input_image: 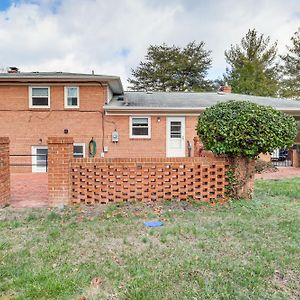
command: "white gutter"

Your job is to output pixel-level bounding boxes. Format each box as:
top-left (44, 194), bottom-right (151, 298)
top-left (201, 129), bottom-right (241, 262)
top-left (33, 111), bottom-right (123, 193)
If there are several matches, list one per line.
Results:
top-left (104, 106), bottom-right (300, 115)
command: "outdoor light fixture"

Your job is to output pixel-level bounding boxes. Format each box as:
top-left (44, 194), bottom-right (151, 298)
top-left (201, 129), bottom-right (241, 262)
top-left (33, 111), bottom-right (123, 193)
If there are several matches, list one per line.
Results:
top-left (64, 129), bottom-right (69, 134)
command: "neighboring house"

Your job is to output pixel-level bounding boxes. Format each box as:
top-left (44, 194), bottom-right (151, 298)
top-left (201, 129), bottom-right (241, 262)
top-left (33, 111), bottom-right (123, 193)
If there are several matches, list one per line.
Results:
top-left (0, 70), bottom-right (300, 173)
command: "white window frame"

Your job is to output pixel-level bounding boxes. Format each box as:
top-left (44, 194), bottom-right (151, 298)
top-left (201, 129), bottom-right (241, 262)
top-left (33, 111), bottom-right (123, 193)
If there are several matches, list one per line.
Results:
top-left (73, 143), bottom-right (85, 158)
top-left (129, 116), bottom-right (151, 139)
top-left (29, 86), bottom-right (50, 108)
top-left (31, 146), bottom-right (48, 173)
top-left (64, 86), bottom-right (80, 108)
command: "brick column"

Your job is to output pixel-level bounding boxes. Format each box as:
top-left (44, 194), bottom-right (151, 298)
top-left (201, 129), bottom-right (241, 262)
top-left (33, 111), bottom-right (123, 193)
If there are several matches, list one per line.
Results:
top-left (48, 137), bottom-right (74, 207)
top-left (292, 148), bottom-right (300, 167)
top-left (0, 137), bottom-right (10, 207)
top-left (193, 136), bottom-right (203, 157)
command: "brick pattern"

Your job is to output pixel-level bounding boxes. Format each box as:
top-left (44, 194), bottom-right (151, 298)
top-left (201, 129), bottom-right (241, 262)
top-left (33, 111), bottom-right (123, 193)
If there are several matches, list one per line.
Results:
top-left (0, 137), bottom-right (10, 206)
top-left (48, 137), bottom-right (74, 207)
top-left (70, 157), bottom-right (230, 204)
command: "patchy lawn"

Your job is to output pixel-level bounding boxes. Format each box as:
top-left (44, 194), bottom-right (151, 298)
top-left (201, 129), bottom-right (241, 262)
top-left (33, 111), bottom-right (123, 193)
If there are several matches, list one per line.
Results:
top-left (0, 178), bottom-right (300, 300)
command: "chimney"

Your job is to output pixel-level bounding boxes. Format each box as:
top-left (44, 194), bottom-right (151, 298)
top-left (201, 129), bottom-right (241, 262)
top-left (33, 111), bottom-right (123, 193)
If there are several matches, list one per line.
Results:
top-left (223, 83), bottom-right (232, 93)
top-left (8, 67), bottom-right (19, 73)
top-left (218, 82), bottom-right (232, 94)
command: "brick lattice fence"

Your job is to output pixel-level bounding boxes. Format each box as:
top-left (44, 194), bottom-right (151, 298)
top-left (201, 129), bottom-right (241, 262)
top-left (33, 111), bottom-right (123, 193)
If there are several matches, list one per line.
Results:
top-left (70, 157), bottom-right (230, 204)
top-left (47, 136), bottom-right (230, 206)
top-left (0, 137), bottom-right (10, 206)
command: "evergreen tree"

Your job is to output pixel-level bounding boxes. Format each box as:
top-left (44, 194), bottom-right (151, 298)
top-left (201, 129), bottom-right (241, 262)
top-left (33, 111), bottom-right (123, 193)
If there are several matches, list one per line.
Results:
top-left (280, 28), bottom-right (300, 99)
top-left (128, 42), bottom-right (212, 92)
top-left (224, 29), bottom-right (279, 96)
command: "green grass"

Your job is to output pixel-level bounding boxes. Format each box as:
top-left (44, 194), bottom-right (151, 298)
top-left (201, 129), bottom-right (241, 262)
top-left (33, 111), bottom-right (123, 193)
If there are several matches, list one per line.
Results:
top-left (0, 178), bottom-right (300, 299)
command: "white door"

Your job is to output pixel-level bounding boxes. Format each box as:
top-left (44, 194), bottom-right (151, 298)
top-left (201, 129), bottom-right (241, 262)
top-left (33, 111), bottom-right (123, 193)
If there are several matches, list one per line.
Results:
top-left (166, 117), bottom-right (185, 157)
top-left (32, 146), bottom-right (48, 173)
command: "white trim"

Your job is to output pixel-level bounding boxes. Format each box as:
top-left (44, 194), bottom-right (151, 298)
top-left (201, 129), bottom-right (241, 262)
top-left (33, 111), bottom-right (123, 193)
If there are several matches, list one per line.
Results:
top-left (166, 116), bottom-right (186, 157)
top-left (29, 86), bottom-right (50, 108)
top-left (31, 146), bottom-right (48, 173)
top-left (104, 106), bottom-right (300, 116)
top-left (64, 86), bottom-right (80, 108)
top-left (107, 112), bottom-right (202, 116)
top-left (105, 106), bottom-right (207, 111)
top-left (129, 116), bottom-right (151, 139)
top-left (106, 86), bottom-right (113, 104)
top-left (73, 143), bottom-right (85, 158)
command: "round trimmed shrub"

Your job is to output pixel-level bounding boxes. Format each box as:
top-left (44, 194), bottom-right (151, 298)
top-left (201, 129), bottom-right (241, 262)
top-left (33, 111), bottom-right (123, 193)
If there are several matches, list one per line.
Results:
top-left (196, 100), bottom-right (297, 158)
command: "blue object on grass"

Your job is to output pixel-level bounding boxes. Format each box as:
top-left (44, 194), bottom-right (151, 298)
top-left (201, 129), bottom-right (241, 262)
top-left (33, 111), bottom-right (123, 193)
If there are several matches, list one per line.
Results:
top-left (144, 221), bottom-right (164, 227)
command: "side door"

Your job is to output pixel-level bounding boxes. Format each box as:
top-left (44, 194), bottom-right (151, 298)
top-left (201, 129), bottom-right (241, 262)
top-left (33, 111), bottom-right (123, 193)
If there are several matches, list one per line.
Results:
top-left (166, 117), bottom-right (185, 157)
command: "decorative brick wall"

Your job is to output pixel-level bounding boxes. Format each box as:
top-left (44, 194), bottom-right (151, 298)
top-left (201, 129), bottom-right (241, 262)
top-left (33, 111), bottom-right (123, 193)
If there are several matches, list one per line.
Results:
top-left (70, 157), bottom-right (230, 204)
top-left (193, 136), bottom-right (257, 198)
top-left (0, 137), bottom-right (10, 206)
top-left (48, 137), bottom-right (74, 207)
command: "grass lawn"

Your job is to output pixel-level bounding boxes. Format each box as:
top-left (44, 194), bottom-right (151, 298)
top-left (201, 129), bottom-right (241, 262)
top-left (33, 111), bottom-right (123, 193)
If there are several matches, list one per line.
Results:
top-left (1, 178), bottom-right (300, 299)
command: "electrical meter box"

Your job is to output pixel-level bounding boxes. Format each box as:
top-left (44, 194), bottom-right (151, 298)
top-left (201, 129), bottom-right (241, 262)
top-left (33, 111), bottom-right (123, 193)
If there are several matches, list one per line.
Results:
top-left (112, 130), bottom-right (119, 142)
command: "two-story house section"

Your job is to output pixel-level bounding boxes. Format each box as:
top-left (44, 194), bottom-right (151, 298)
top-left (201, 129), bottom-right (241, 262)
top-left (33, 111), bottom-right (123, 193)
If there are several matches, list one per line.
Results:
top-left (0, 71), bottom-right (123, 172)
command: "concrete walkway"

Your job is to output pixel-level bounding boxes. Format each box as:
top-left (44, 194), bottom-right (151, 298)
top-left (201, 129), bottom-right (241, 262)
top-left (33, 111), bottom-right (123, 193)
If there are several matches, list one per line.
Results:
top-left (255, 167), bottom-right (300, 180)
top-left (10, 173), bottom-right (48, 208)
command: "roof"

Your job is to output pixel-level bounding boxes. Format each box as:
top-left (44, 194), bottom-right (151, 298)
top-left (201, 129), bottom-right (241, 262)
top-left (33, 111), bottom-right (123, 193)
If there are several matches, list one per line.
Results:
top-left (104, 91), bottom-right (300, 117)
top-left (0, 72), bottom-right (123, 94)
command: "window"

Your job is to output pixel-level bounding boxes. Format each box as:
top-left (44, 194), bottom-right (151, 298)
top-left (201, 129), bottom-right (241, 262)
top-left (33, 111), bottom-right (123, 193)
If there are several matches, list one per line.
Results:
top-left (73, 143), bottom-right (85, 158)
top-left (29, 87), bottom-right (50, 108)
top-left (32, 146), bottom-right (48, 173)
top-left (170, 121), bottom-right (182, 138)
top-left (65, 87), bottom-right (79, 108)
top-left (130, 116), bottom-right (151, 138)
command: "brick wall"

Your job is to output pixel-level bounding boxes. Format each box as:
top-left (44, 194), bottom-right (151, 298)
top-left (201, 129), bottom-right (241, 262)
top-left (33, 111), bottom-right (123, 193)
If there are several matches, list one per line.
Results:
top-left (193, 136), bottom-right (256, 198)
top-left (0, 137), bottom-right (10, 206)
top-left (70, 156), bottom-right (230, 204)
top-left (0, 84), bottom-right (106, 172)
top-left (103, 115), bottom-right (199, 158)
top-left (48, 137), bottom-right (74, 207)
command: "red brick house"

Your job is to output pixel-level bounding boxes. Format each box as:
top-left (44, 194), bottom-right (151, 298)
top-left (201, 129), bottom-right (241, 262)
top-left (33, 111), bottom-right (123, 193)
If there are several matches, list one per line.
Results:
top-left (0, 70), bottom-right (300, 173)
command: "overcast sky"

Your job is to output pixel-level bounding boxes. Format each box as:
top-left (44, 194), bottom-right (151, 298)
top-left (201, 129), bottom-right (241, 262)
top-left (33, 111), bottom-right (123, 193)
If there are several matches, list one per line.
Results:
top-left (0, 0), bottom-right (299, 88)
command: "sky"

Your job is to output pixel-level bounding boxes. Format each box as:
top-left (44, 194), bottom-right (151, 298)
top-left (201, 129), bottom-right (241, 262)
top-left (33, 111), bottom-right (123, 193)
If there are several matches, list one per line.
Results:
top-left (0, 0), bottom-right (299, 88)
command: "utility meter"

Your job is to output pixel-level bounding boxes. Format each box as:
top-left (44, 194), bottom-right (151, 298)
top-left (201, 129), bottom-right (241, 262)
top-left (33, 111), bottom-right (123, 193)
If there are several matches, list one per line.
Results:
top-left (112, 130), bottom-right (119, 143)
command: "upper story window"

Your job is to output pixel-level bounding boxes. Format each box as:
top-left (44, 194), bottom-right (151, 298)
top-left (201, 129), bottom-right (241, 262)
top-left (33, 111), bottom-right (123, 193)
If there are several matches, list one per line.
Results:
top-left (29, 87), bottom-right (50, 108)
top-left (65, 86), bottom-right (79, 108)
top-left (130, 116), bottom-right (151, 139)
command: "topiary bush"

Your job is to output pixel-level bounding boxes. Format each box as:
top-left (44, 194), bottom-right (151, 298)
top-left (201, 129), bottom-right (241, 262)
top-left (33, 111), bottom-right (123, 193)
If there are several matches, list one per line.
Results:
top-left (197, 100), bottom-right (297, 199)
top-left (197, 100), bottom-right (297, 158)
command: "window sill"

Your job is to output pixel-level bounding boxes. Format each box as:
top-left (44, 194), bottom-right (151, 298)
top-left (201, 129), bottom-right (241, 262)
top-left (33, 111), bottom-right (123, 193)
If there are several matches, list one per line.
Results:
top-left (129, 137), bottom-right (151, 140)
top-left (64, 107), bottom-right (80, 110)
top-left (29, 107), bottom-right (51, 111)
